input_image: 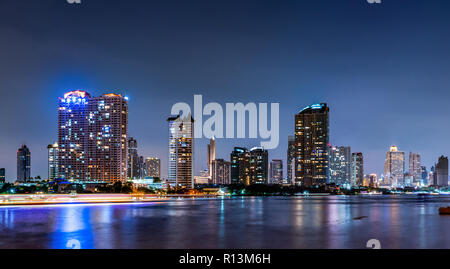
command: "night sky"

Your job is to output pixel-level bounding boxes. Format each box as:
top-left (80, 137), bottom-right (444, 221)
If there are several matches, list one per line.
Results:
top-left (1, 0), bottom-right (450, 181)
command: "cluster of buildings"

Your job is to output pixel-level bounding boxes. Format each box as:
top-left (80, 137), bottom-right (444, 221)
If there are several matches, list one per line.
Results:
top-left (1, 93), bottom-right (448, 190)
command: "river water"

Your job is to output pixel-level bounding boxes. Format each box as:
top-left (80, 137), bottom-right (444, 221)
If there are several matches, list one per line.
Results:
top-left (0, 195), bottom-right (449, 249)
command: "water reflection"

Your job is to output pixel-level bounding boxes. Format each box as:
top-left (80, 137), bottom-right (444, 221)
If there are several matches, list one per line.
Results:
top-left (0, 196), bottom-right (449, 249)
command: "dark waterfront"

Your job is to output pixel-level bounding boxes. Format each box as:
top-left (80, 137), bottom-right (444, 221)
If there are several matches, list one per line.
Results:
top-left (0, 196), bottom-right (449, 249)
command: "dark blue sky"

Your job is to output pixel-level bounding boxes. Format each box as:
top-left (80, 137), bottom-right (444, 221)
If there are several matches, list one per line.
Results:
top-left (1, 0), bottom-right (450, 181)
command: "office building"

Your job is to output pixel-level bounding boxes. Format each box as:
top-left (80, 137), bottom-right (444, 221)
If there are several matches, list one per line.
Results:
top-left (435, 156), bottom-right (448, 187)
top-left (287, 136), bottom-right (295, 185)
top-left (207, 137), bottom-right (216, 178)
top-left (127, 137), bottom-right (139, 179)
top-left (351, 152), bottom-right (363, 186)
top-left (329, 146), bottom-right (351, 186)
top-left (230, 147), bottom-right (249, 184)
top-left (294, 103), bottom-right (329, 186)
top-left (409, 152), bottom-right (421, 181)
top-left (145, 157), bottom-right (161, 178)
top-left (47, 142), bottom-right (59, 180)
top-left (384, 146), bottom-right (405, 187)
top-left (270, 159), bottom-right (283, 184)
top-left (17, 144), bottom-right (31, 182)
top-left (212, 159), bottom-right (231, 185)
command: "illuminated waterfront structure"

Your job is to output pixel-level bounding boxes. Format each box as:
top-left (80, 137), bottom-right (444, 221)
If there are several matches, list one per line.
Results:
top-left (384, 146), bottom-right (405, 187)
top-left (47, 143), bottom-right (59, 180)
top-left (212, 159), bottom-right (231, 185)
top-left (230, 147), bottom-right (249, 184)
top-left (270, 159), bottom-right (283, 184)
top-left (145, 157), bottom-right (161, 178)
top-left (17, 144), bottom-right (31, 182)
top-left (58, 91), bottom-right (128, 183)
top-left (0, 168), bottom-right (5, 183)
top-left (435, 156), bottom-right (448, 187)
top-left (351, 152), bottom-right (363, 186)
top-left (207, 137), bottom-right (216, 178)
top-left (329, 146), bottom-right (351, 186)
top-left (248, 147), bottom-right (269, 184)
top-left (168, 114), bottom-right (194, 188)
top-left (409, 152), bottom-right (421, 182)
top-left (287, 136), bottom-right (295, 185)
top-left (294, 103), bottom-right (329, 186)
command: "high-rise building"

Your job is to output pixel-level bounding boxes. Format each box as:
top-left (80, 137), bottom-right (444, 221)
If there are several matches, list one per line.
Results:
top-left (409, 152), bottom-right (421, 181)
top-left (0, 168), bottom-right (5, 183)
top-left (47, 143), bottom-right (59, 180)
top-left (168, 114), bottom-right (194, 188)
top-left (145, 157), bottom-right (161, 178)
top-left (294, 103), bottom-right (329, 186)
top-left (58, 91), bottom-right (128, 183)
top-left (329, 146), bottom-right (351, 186)
top-left (421, 166), bottom-right (428, 186)
top-left (270, 159), bottom-right (283, 184)
top-left (212, 159), bottom-right (231, 185)
top-left (230, 147), bottom-right (249, 184)
top-left (351, 152), bottom-right (363, 186)
top-left (138, 156), bottom-right (145, 178)
top-left (17, 144), bottom-right (31, 182)
top-left (435, 156), bottom-right (448, 187)
top-left (248, 147), bottom-right (269, 184)
top-left (287, 136), bottom-right (296, 185)
top-left (207, 137), bottom-right (216, 178)
top-left (368, 174), bottom-right (378, 188)
top-left (384, 146), bottom-right (405, 187)
top-left (127, 137), bottom-right (139, 179)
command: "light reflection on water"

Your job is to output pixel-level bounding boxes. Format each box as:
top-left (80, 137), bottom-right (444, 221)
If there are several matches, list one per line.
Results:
top-left (0, 196), bottom-right (449, 249)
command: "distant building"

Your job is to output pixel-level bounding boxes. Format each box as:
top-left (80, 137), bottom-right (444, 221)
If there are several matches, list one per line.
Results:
top-left (248, 147), bottom-right (269, 184)
top-left (351, 152), bottom-right (363, 186)
top-left (145, 157), bottom-right (161, 178)
top-left (384, 146), bottom-right (405, 187)
top-left (17, 144), bottom-right (31, 182)
top-left (409, 152), bottom-right (421, 182)
top-left (270, 159), bottom-right (283, 184)
top-left (58, 91), bottom-right (128, 182)
top-left (368, 174), bottom-right (378, 188)
top-left (168, 114), bottom-right (194, 188)
top-left (212, 159), bottom-right (231, 185)
top-left (0, 168), bottom-right (5, 183)
top-left (329, 146), bottom-right (351, 186)
top-left (287, 136), bottom-right (296, 185)
top-left (127, 138), bottom-right (139, 179)
top-left (207, 137), bottom-right (216, 178)
top-left (294, 103), bottom-right (329, 186)
top-left (230, 147), bottom-right (249, 184)
top-left (421, 166), bottom-right (428, 186)
top-left (47, 143), bottom-right (59, 180)
top-left (435, 156), bottom-right (448, 187)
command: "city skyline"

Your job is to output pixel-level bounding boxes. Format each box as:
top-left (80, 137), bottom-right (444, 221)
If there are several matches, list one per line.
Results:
top-left (2, 0), bottom-right (450, 180)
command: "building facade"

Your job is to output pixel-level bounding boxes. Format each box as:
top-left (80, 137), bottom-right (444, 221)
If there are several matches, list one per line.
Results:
top-left (47, 143), bottom-right (59, 180)
top-left (230, 147), bottom-right (249, 184)
top-left (127, 137), bottom-right (139, 179)
top-left (168, 114), bottom-right (194, 188)
top-left (408, 152), bottom-right (421, 181)
top-left (270, 159), bottom-right (283, 184)
top-left (212, 159), bottom-right (231, 185)
top-left (351, 152), bottom-right (363, 186)
top-left (287, 136), bottom-right (296, 185)
top-left (384, 146), bottom-right (405, 187)
top-left (294, 103), bottom-right (329, 186)
top-left (145, 157), bottom-right (161, 178)
top-left (207, 137), bottom-right (216, 178)
top-left (58, 91), bottom-right (128, 183)
top-left (0, 168), bottom-right (5, 183)
top-left (329, 146), bottom-right (351, 186)
top-left (435, 156), bottom-right (448, 187)
top-left (17, 144), bottom-right (31, 182)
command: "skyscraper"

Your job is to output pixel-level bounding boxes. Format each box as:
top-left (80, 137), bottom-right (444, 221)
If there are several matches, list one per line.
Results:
top-left (17, 144), bottom-right (31, 182)
top-left (435, 156), bottom-right (448, 187)
top-left (58, 91), bottom-right (128, 182)
top-left (248, 147), bottom-right (269, 184)
top-left (145, 157), bottom-right (161, 178)
top-left (287, 136), bottom-right (296, 185)
top-left (0, 168), bottom-right (5, 183)
top-left (230, 147), bottom-right (249, 184)
top-left (351, 152), bottom-right (363, 186)
top-left (127, 137), bottom-right (139, 179)
top-left (294, 103), bottom-right (329, 186)
top-left (212, 159), bottom-right (231, 185)
top-left (168, 114), bottom-right (194, 188)
top-left (270, 159), bottom-right (283, 184)
top-left (329, 146), bottom-right (351, 186)
top-left (409, 152), bottom-right (421, 181)
top-left (47, 143), bottom-right (59, 180)
top-left (207, 137), bottom-right (216, 177)
top-left (384, 146), bottom-right (405, 187)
